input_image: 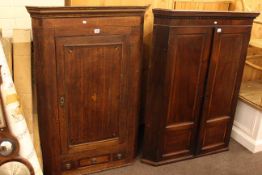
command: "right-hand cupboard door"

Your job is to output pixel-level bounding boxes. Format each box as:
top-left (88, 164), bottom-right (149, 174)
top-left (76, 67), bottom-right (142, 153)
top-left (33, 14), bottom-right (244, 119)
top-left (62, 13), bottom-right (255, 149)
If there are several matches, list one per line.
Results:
top-left (197, 26), bottom-right (251, 154)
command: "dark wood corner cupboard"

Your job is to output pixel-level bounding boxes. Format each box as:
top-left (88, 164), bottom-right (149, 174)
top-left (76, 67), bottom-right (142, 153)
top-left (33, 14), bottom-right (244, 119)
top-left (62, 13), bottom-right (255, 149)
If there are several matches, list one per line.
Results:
top-left (27, 6), bottom-right (146, 175)
top-left (142, 9), bottom-right (259, 165)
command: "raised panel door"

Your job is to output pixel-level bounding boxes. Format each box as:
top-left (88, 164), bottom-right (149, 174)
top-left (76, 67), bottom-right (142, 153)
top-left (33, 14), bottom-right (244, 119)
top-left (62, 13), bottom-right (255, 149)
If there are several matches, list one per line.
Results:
top-left (55, 34), bottom-right (130, 163)
top-left (160, 27), bottom-right (213, 159)
top-left (197, 26), bottom-right (251, 154)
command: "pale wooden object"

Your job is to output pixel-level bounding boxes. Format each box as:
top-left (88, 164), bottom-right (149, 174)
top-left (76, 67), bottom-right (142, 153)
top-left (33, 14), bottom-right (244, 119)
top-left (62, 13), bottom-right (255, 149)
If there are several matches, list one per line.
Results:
top-left (173, 0), bottom-right (232, 11)
top-left (0, 29), bottom-right (13, 75)
top-left (235, 0), bottom-right (262, 39)
top-left (12, 29), bottom-right (33, 135)
top-left (242, 56), bottom-right (262, 81)
top-left (251, 22), bottom-right (262, 39)
top-left (13, 29), bottom-right (43, 168)
top-left (250, 39), bottom-right (262, 48)
top-left (234, 0), bottom-right (262, 110)
top-left (239, 81), bottom-right (262, 110)
top-left (0, 38), bottom-right (12, 75)
top-left (247, 46), bottom-right (262, 57)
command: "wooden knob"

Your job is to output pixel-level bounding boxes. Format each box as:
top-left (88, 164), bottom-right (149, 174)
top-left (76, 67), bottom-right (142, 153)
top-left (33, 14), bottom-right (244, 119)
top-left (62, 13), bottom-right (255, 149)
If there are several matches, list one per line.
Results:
top-left (65, 163), bottom-right (71, 170)
top-left (91, 158), bottom-right (97, 164)
top-left (117, 153), bottom-right (122, 160)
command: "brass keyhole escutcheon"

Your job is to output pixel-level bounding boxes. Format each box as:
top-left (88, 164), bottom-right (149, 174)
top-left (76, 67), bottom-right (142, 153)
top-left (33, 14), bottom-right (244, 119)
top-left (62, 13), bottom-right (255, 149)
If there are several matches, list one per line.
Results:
top-left (59, 96), bottom-right (65, 107)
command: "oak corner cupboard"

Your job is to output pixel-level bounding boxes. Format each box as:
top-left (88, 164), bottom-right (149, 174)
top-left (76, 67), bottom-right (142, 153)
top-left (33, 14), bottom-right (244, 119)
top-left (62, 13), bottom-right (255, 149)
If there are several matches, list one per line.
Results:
top-left (142, 9), bottom-right (259, 165)
top-left (26, 6), bottom-right (146, 175)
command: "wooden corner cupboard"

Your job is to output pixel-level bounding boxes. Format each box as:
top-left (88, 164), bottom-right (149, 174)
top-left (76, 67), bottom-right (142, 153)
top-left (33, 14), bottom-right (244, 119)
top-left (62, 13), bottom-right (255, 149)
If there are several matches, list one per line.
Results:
top-left (142, 9), bottom-right (259, 165)
top-left (26, 6), bottom-right (146, 175)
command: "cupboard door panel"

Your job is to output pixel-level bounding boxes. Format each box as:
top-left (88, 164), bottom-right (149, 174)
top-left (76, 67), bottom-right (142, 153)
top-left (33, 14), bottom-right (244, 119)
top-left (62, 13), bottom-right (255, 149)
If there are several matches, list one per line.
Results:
top-left (66, 44), bottom-right (121, 145)
top-left (163, 122), bottom-right (194, 157)
top-left (56, 35), bottom-right (129, 155)
top-left (160, 27), bottom-right (213, 159)
top-left (198, 26), bottom-right (251, 153)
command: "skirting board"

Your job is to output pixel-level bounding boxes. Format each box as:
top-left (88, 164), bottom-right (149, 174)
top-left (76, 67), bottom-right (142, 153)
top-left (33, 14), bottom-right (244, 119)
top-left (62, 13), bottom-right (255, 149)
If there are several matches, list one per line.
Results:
top-left (231, 126), bottom-right (262, 153)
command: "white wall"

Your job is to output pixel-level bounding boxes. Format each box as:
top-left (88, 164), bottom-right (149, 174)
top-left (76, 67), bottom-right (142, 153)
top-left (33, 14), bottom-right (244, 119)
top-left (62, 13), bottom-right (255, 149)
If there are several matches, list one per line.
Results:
top-left (0, 0), bottom-right (64, 37)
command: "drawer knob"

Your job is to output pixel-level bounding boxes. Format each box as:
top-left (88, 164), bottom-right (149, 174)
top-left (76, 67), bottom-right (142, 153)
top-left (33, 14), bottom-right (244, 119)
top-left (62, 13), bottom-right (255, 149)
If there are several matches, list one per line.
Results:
top-left (217, 28), bottom-right (222, 33)
top-left (82, 20), bottom-right (87, 24)
top-left (214, 21), bottom-right (218, 24)
top-left (117, 153), bottom-right (122, 160)
top-left (91, 158), bottom-right (97, 164)
top-left (65, 163), bottom-right (71, 170)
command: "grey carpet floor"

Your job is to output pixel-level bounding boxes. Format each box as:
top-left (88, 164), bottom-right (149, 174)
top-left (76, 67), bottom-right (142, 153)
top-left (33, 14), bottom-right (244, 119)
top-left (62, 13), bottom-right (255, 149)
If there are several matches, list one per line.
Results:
top-left (94, 139), bottom-right (262, 175)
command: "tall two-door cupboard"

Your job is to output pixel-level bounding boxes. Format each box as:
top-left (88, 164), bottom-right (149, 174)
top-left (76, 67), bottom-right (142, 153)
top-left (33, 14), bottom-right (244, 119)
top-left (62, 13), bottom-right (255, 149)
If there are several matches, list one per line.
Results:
top-left (27, 6), bottom-right (146, 175)
top-left (142, 9), bottom-right (259, 165)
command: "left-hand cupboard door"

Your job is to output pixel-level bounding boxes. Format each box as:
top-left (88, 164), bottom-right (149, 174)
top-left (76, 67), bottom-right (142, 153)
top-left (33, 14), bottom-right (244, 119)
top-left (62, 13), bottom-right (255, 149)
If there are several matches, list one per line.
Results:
top-left (142, 26), bottom-right (213, 164)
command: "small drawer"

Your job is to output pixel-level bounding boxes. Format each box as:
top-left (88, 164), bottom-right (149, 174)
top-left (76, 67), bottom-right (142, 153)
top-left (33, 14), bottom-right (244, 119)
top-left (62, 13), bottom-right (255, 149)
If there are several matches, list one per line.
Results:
top-left (79, 154), bottom-right (110, 167)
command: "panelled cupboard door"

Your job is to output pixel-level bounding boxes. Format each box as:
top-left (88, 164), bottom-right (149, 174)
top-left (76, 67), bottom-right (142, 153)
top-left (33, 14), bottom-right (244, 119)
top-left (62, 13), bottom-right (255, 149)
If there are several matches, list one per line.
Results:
top-left (56, 33), bottom-right (131, 161)
top-left (197, 26), bottom-right (251, 154)
top-left (153, 27), bottom-right (212, 161)
top-left (161, 27), bottom-right (212, 159)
